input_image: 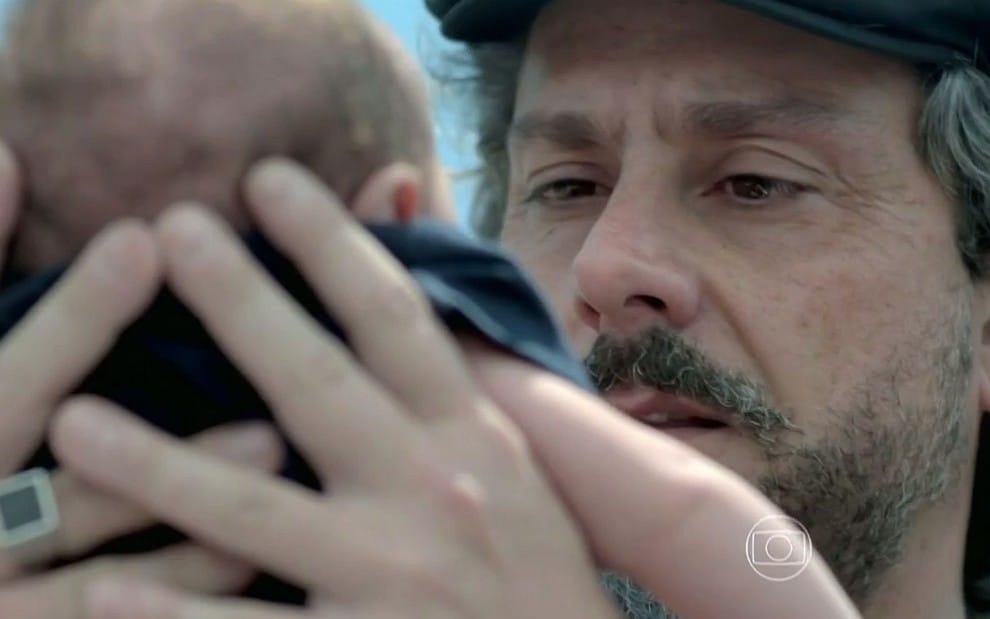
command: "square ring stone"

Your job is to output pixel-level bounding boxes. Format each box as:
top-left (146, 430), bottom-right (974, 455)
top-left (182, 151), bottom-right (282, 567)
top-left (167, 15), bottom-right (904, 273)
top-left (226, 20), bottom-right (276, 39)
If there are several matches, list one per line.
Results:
top-left (0, 468), bottom-right (59, 561)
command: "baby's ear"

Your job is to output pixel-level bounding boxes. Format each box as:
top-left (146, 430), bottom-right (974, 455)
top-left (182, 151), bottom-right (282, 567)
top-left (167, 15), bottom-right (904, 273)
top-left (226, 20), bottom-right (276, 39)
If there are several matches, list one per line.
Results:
top-left (351, 163), bottom-right (422, 224)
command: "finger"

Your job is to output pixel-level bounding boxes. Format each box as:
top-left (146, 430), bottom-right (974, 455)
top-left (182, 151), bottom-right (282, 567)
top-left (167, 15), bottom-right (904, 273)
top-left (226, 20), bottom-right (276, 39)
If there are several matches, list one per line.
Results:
top-left (0, 544), bottom-right (254, 619)
top-left (244, 159), bottom-right (476, 420)
top-left (245, 164), bottom-right (539, 484)
top-left (50, 397), bottom-right (346, 591)
top-left (0, 142), bottom-right (22, 275)
top-left (154, 203), bottom-right (424, 486)
top-left (86, 580), bottom-right (304, 619)
top-left (51, 398), bottom-right (461, 598)
top-left (55, 422), bottom-right (283, 558)
top-left (467, 345), bottom-right (860, 619)
top-left (0, 220), bottom-right (161, 473)
top-left (0, 421), bottom-right (282, 581)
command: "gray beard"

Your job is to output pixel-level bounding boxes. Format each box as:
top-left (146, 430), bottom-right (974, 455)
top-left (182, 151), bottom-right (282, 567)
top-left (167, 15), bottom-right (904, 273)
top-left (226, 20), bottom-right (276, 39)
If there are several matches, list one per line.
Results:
top-left (587, 304), bottom-right (975, 614)
top-left (601, 571), bottom-right (679, 619)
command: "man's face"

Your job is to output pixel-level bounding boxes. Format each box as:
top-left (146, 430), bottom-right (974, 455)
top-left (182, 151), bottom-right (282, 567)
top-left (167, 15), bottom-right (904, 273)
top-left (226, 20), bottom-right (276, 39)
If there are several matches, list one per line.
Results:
top-left (501, 0), bottom-right (986, 610)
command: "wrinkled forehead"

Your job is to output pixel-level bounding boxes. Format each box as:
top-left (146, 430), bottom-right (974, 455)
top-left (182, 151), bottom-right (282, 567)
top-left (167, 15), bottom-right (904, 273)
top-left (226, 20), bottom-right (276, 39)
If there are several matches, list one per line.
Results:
top-left (521, 0), bottom-right (923, 128)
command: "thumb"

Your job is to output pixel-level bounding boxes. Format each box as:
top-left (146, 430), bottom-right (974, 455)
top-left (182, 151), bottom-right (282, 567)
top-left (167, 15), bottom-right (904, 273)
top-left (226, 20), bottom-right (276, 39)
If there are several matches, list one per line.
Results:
top-left (467, 344), bottom-right (859, 619)
top-left (0, 141), bottom-right (23, 275)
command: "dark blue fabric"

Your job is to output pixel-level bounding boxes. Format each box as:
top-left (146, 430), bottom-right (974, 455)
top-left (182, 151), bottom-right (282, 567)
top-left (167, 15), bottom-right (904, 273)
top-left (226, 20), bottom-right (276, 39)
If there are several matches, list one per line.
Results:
top-left (0, 219), bottom-right (590, 604)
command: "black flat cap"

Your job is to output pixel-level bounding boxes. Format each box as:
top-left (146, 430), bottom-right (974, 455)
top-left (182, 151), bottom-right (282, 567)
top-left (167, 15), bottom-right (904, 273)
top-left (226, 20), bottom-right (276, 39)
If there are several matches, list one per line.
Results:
top-left (426, 0), bottom-right (990, 71)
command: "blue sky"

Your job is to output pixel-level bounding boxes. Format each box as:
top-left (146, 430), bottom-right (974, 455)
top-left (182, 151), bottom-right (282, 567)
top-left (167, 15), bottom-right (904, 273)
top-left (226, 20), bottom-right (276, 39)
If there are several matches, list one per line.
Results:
top-left (359, 1), bottom-right (479, 225)
top-left (361, 1), bottom-right (436, 57)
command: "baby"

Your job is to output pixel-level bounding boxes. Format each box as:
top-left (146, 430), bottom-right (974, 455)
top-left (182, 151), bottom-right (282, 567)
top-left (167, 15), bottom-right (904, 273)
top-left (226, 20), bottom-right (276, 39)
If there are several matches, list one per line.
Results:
top-left (0, 0), bottom-right (449, 275)
top-left (0, 0), bottom-right (588, 605)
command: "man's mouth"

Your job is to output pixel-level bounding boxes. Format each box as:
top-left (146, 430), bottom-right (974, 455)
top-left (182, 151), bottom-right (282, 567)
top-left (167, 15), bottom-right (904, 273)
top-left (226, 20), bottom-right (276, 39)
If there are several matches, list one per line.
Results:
top-left (605, 386), bottom-right (734, 434)
top-left (637, 412), bottom-right (728, 429)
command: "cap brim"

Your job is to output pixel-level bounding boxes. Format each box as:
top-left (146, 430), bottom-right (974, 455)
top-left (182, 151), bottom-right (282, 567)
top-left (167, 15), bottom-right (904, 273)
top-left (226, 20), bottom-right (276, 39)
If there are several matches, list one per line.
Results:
top-left (435, 0), bottom-right (549, 42)
top-left (719, 0), bottom-right (967, 66)
top-left (435, 0), bottom-right (967, 67)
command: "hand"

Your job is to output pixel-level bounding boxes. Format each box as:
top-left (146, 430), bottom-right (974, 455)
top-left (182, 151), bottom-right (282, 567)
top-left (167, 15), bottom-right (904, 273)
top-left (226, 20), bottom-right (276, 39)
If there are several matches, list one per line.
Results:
top-left (51, 159), bottom-right (858, 619)
top-left (0, 144), bottom-right (284, 618)
top-left (51, 159), bottom-right (622, 619)
top-left (465, 341), bottom-right (862, 618)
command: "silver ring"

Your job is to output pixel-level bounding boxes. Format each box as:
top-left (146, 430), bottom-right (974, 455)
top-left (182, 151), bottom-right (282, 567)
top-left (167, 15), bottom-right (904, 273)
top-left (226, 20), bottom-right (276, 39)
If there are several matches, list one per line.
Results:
top-left (0, 468), bottom-right (60, 567)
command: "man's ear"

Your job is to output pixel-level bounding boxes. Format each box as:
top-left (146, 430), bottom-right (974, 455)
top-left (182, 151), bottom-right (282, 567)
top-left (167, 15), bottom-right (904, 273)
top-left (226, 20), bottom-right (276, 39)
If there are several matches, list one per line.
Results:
top-left (351, 163), bottom-right (423, 224)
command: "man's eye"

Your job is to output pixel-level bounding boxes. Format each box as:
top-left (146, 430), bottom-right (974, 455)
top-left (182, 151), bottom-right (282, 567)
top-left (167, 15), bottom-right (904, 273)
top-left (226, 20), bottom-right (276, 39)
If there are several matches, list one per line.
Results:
top-left (526, 179), bottom-right (605, 203)
top-left (714, 175), bottom-right (807, 204)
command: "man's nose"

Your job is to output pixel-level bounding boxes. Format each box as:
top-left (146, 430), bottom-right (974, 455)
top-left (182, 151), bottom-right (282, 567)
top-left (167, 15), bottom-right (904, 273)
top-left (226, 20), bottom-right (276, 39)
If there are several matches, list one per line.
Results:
top-left (572, 199), bottom-right (701, 337)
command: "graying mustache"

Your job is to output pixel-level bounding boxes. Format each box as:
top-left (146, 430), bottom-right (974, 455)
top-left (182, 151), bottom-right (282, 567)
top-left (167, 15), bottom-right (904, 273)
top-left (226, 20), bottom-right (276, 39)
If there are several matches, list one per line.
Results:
top-left (584, 335), bottom-right (731, 403)
top-left (584, 333), bottom-right (797, 439)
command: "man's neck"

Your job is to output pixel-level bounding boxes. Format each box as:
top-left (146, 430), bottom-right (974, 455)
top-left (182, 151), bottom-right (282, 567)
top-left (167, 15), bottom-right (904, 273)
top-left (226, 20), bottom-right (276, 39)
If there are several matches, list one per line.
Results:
top-left (859, 487), bottom-right (971, 619)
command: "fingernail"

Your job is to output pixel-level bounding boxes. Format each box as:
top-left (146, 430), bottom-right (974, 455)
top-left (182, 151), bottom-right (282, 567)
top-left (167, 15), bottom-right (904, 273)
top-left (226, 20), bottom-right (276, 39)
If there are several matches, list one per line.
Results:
top-left (249, 158), bottom-right (299, 198)
top-left (53, 403), bottom-right (140, 480)
top-left (89, 221), bottom-right (149, 280)
top-left (0, 143), bottom-right (17, 234)
top-left (0, 141), bottom-right (17, 188)
top-left (59, 401), bottom-right (124, 453)
top-left (212, 423), bottom-right (280, 464)
top-left (248, 159), bottom-right (317, 221)
top-left (159, 204), bottom-right (220, 264)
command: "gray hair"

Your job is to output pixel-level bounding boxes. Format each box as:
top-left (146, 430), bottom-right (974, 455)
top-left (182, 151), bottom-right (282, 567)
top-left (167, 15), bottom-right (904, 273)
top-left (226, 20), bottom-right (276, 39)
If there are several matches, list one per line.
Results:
top-left (430, 39), bottom-right (524, 239)
top-left (920, 63), bottom-right (990, 277)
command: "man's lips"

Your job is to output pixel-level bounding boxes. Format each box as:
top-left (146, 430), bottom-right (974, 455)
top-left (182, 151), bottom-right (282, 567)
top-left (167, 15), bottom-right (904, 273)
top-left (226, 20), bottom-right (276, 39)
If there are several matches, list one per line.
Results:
top-left (604, 386), bottom-right (735, 430)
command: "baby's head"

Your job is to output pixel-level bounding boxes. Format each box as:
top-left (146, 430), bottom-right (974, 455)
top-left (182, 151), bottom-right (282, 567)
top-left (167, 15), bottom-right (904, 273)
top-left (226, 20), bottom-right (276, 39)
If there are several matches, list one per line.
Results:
top-left (0, 0), bottom-right (448, 272)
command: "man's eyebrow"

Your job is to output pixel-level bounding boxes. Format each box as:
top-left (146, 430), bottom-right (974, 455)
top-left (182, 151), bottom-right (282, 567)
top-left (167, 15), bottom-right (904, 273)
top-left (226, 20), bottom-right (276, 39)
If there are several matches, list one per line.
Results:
top-left (508, 99), bottom-right (846, 149)
top-left (508, 111), bottom-right (615, 150)
top-left (681, 99), bottom-right (846, 136)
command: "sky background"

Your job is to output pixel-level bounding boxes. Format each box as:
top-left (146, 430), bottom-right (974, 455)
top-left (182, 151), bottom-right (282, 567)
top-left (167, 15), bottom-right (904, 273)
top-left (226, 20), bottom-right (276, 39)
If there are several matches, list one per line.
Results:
top-left (359, 0), bottom-right (479, 226)
top-left (0, 0), bottom-right (480, 227)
